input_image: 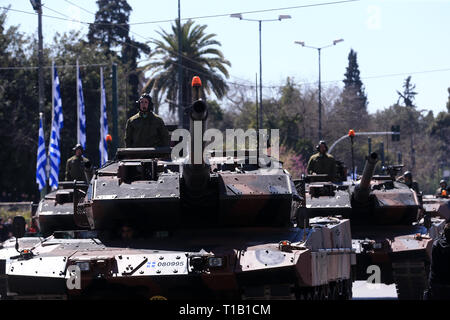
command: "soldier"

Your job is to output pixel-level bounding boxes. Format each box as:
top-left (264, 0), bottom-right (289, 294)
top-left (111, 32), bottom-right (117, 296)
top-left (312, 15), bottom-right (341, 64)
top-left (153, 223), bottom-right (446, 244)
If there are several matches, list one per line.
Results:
top-left (306, 140), bottom-right (337, 181)
top-left (425, 222), bottom-right (450, 300)
top-left (436, 180), bottom-right (448, 198)
top-left (65, 144), bottom-right (91, 182)
top-left (125, 93), bottom-right (170, 148)
top-left (397, 171), bottom-right (420, 194)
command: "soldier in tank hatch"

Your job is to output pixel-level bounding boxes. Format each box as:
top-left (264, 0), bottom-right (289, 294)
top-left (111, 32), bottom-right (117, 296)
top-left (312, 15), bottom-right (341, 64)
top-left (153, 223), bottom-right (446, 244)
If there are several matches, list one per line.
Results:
top-left (124, 93), bottom-right (169, 148)
top-left (306, 140), bottom-right (337, 181)
top-left (65, 144), bottom-right (91, 182)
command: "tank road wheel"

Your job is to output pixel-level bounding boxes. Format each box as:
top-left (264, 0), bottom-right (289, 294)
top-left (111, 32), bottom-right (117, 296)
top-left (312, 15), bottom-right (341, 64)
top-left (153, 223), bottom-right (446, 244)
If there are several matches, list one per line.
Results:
top-left (295, 287), bottom-right (306, 300)
top-left (318, 286), bottom-right (327, 300)
top-left (392, 260), bottom-right (429, 300)
top-left (305, 289), bottom-right (314, 300)
top-left (328, 283), bottom-right (338, 300)
top-left (337, 280), bottom-right (352, 300)
top-left (322, 285), bottom-right (330, 300)
top-left (312, 287), bottom-right (320, 300)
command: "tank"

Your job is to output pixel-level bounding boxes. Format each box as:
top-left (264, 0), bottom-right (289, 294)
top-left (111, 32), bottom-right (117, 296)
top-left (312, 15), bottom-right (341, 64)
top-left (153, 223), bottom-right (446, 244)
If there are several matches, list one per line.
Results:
top-left (301, 152), bottom-right (446, 299)
top-left (0, 78), bottom-right (355, 300)
top-left (34, 181), bottom-right (90, 237)
top-left (422, 194), bottom-right (450, 222)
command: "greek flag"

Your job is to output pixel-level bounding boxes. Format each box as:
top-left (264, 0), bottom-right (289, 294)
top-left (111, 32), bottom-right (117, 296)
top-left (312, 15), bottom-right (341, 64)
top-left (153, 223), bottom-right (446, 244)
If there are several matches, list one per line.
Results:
top-left (36, 113), bottom-right (46, 191)
top-left (49, 63), bottom-right (63, 190)
top-left (99, 67), bottom-right (109, 166)
top-left (77, 60), bottom-right (86, 149)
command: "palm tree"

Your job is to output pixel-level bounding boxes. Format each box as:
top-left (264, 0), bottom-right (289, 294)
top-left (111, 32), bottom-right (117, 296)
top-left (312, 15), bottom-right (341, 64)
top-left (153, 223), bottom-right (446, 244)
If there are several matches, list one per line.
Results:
top-left (141, 20), bottom-right (231, 125)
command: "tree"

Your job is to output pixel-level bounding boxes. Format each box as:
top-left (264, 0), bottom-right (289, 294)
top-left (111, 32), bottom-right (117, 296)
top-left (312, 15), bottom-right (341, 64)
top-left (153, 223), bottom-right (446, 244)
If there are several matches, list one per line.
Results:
top-left (323, 49), bottom-right (369, 172)
top-left (142, 20), bottom-right (231, 128)
top-left (87, 0), bottom-right (132, 55)
top-left (340, 49), bottom-right (368, 127)
top-left (397, 76), bottom-right (417, 107)
top-left (88, 0), bottom-right (150, 115)
top-left (430, 87), bottom-right (450, 175)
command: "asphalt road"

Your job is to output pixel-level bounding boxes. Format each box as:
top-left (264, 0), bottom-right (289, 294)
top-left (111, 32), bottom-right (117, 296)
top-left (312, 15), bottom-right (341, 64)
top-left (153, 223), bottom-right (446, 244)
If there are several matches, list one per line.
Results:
top-left (352, 280), bottom-right (398, 300)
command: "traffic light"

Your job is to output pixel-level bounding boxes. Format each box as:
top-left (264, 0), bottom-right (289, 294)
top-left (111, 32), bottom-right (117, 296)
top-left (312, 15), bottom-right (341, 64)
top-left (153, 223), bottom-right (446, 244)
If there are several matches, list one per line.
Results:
top-left (391, 125), bottom-right (400, 141)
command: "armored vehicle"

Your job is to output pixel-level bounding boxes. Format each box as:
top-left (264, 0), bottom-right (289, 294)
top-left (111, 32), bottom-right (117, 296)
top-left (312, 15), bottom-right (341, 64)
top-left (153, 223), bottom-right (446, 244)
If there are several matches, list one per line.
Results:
top-left (422, 194), bottom-right (450, 222)
top-left (0, 78), bottom-right (355, 300)
top-left (301, 152), bottom-right (446, 299)
top-left (34, 181), bottom-right (89, 237)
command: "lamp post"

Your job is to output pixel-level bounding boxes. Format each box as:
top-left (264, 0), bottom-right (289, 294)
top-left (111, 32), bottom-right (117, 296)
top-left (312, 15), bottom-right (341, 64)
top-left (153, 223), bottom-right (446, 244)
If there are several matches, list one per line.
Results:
top-left (294, 39), bottom-right (343, 140)
top-left (30, 0), bottom-right (44, 118)
top-left (231, 14), bottom-right (291, 132)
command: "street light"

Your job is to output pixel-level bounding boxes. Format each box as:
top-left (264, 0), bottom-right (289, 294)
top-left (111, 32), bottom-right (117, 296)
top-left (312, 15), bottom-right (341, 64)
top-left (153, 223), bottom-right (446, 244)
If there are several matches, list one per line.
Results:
top-left (294, 39), bottom-right (344, 140)
top-left (231, 13), bottom-right (291, 133)
top-left (30, 0), bottom-right (44, 118)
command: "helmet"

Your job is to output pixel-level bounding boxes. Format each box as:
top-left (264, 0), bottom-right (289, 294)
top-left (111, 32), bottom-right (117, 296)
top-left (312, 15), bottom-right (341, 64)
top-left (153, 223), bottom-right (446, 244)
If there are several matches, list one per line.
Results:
top-left (316, 140), bottom-right (328, 152)
top-left (404, 171), bottom-right (412, 179)
top-left (136, 93), bottom-right (153, 111)
top-left (72, 143), bottom-right (83, 151)
top-left (440, 179), bottom-right (447, 185)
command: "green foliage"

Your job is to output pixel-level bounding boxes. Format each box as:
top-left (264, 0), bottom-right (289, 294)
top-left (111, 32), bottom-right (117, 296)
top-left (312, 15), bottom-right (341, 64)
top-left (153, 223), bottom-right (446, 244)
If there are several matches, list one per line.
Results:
top-left (87, 0), bottom-right (132, 55)
top-left (88, 0), bottom-right (150, 119)
top-left (397, 76), bottom-right (417, 107)
top-left (0, 9), bottom-right (41, 201)
top-left (141, 19), bottom-right (231, 120)
top-left (0, 208), bottom-right (31, 223)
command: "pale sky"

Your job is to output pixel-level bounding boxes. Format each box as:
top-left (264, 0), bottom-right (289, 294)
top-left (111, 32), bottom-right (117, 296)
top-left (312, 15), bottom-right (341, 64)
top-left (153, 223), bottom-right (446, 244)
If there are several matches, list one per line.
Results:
top-left (2, 0), bottom-right (450, 116)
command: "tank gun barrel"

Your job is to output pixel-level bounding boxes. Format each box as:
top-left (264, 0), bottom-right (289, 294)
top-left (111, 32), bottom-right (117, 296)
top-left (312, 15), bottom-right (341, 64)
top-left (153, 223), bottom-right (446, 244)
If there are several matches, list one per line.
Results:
top-left (189, 100), bottom-right (208, 166)
top-left (353, 152), bottom-right (379, 203)
top-left (183, 76), bottom-right (210, 191)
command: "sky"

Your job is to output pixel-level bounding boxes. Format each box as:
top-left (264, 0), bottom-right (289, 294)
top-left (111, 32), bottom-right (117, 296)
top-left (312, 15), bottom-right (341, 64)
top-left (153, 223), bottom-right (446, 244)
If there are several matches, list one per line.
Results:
top-left (1, 0), bottom-right (450, 117)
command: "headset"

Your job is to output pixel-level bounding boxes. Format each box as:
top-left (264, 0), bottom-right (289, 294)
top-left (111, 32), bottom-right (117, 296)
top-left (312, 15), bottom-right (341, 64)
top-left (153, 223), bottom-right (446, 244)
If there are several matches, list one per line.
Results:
top-left (136, 93), bottom-right (154, 112)
top-left (315, 140), bottom-right (328, 152)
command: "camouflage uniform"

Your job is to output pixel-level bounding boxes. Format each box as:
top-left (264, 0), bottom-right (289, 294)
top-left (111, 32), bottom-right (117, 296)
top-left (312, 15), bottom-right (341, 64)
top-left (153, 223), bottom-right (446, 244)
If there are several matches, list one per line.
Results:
top-left (307, 152), bottom-right (337, 181)
top-left (65, 155), bottom-right (90, 182)
top-left (405, 180), bottom-right (420, 194)
top-left (125, 111), bottom-right (169, 148)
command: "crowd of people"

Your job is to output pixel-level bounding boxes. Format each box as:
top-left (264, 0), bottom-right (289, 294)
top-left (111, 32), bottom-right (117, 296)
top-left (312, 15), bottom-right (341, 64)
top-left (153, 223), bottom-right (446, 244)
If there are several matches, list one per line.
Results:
top-left (0, 217), bottom-right (12, 242)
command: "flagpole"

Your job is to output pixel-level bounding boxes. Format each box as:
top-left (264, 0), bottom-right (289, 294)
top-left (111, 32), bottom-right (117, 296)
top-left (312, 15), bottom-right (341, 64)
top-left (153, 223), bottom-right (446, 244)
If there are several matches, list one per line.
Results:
top-left (38, 112), bottom-right (46, 199)
top-left (76, 59), bottom-right (80, 145)
top-left (100, 67), bottom-right (103, 164)
top-left (45, 61), bottom-right (56, 194)
top-left (50, 61), bottom-right (55, 191)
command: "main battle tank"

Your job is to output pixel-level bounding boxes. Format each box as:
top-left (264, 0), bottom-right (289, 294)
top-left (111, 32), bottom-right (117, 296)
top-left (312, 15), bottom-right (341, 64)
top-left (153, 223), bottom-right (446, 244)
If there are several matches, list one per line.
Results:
top-left (301, 152), bottom-right (446, 299)
top-left (0, 77), bottom-right (355, 300)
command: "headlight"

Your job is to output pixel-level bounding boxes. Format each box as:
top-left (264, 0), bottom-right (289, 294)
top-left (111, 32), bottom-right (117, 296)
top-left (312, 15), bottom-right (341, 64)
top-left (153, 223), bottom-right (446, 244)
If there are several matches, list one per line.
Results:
top-left (373, 243), bottom-right (382, 249)
top-left (208, 257), bottom-right (223, 268)
top-left (76, 261), bottom-right (90, 272)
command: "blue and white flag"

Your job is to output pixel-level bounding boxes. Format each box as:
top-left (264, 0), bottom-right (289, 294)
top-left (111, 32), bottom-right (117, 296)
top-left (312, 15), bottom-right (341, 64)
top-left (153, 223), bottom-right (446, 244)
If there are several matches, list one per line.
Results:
top-left (99, 67), bottom-right (109, 166)
top-left (36, 113), bottom-right (46, 191)
top-left (49, 63), bottom-right (63, 190)
top-left (77, 60), bottom-right (86, 149)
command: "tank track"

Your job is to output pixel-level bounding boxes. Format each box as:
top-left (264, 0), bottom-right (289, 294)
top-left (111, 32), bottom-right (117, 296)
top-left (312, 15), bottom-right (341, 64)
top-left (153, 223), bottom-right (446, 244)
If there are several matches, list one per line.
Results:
top-left (392, 260), bottom-right (429, 300)
top-left (242, 279), bottom-right (352, 300)
top-left (296, 279), bottom-right (353, 300)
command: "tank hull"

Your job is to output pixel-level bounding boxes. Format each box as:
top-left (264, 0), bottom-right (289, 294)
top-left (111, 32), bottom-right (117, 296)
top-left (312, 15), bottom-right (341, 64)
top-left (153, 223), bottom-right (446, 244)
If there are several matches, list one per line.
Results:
top-left (1, 221), bottom-right (355, 300)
